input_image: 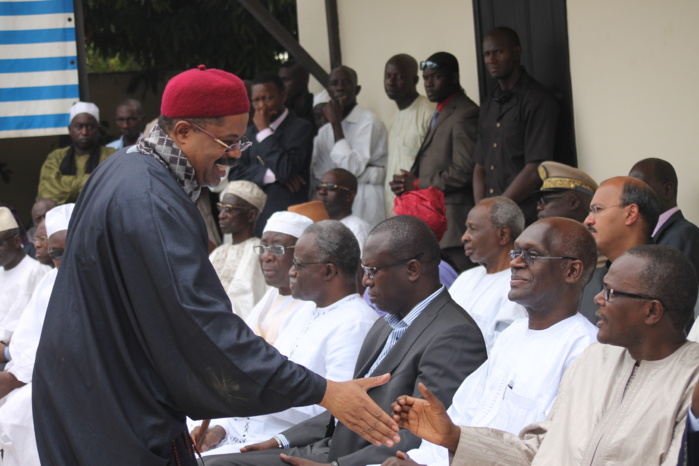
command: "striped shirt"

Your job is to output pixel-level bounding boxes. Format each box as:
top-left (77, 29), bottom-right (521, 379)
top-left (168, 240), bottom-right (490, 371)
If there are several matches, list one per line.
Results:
top-left (365, 286), bottom-right (445, 377)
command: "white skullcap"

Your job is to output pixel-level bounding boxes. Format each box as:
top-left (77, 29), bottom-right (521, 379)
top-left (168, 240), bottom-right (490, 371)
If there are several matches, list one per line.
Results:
top-left (263, 211), bottom-right (312, 239)
top-left (0, 207), bottom-right (18, 232)
top-left (46, 203), bottom-right (75, 238)
top-left (313, 89), bottom-right (330, 107)
top-left (70, 102), bottom-right (99, 123)
top-left (225, 180), bottom-right (267, 212)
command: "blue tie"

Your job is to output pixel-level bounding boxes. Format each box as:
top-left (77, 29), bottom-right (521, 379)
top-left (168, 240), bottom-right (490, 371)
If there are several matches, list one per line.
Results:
top-left (430, 110), bottom-right (439, 130)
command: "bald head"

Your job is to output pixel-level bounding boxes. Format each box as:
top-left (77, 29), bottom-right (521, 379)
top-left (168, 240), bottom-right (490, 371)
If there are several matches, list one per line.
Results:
top-left (544, 217), bottom-right (598, 285)
top-left (629, 158), bottom-right (678, 212)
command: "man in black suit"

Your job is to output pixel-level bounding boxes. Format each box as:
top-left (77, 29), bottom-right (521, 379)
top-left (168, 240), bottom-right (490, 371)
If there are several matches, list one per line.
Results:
top-left (389, 52), bottom-right (479, 273)
top-left (629, 157), bottom-right (699, 274)
top-left (203, 215), bottom-right (487, 466)
top-left (229, 72), bottom-right (314, 236)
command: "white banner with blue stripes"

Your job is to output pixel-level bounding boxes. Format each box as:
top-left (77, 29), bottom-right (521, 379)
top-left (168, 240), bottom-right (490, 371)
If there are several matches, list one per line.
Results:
top-left (0, 0), bottom-right (79, 138)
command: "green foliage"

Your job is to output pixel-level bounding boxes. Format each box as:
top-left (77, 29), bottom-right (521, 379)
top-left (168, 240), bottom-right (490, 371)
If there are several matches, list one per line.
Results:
top-left (83, 0), bottom-right (298, 84)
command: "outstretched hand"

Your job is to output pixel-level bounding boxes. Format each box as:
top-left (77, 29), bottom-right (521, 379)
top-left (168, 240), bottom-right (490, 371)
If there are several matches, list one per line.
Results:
top-left (390, 383), bottom-right (461, 452)
top-left (320, 374), bottom-right (400, 447)
top-left (381, 450), bottom-right (422, 465)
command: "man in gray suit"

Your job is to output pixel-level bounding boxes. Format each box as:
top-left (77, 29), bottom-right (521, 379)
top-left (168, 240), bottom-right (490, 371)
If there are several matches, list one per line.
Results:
top-left (389, 52), bottom-right (479, 273)
top-left (203, 215), bottom-right (487, 466)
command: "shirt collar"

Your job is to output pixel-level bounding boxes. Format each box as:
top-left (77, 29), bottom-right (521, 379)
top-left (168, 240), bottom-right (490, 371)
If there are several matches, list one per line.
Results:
top-left (383, 285), bottom-right (445, 330)
top-left (653, 207), bottom-right (681, 236)
top-left (269, 108), bottom-right (289, 132)
top-left (436, 91), bottom-right (460, 113)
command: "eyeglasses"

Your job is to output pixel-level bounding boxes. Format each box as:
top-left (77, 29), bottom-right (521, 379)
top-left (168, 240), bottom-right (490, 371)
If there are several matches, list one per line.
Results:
top-left (216, 203), bottom-right (250, 214)
top-left (48, 247), bottom-right (64, 261)
top-left (33, 235), bottom-right (47, 244)
top-left (315, 183), bottom-right (350, 192)
top-left (588, 204), bottom-right (626, 216)
top-left (536, 194), bottom-right (566, 206)
top-left (361, 252), bottom-right (424, 280)
top-left (420, 60), bottom-right (440, 70)
top-left (292, 258), bottom-right (332, 270)
top-left (0, 233), bottom-right (17, 247)
top-left (254, 244), bottom-right (295, 256)
top-left (509, 249), bottom-right (578, 265)
top-left (602, 285), bottom-right (658, 302)
top-left (187, 121), bottom-right (253, 154)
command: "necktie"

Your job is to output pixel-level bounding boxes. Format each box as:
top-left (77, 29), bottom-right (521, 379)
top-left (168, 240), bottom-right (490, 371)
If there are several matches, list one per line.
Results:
top-left (430, 110), bottom-right (439, 130)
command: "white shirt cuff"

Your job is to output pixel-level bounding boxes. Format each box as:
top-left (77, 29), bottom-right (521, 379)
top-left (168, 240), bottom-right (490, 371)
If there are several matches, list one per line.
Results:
top-left (256, 128), bottom-right (274, 142)
top-left (263, 169), bottom-right (277, 185)
top-left (689, 409), bottom-right (699, 432)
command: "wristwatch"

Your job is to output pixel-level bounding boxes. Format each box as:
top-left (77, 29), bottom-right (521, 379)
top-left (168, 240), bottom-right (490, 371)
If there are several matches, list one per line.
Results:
top-left (330, 462), bottom-right (339, 466)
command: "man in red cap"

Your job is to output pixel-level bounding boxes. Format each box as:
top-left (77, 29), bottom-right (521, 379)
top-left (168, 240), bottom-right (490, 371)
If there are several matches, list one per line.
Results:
top-left (32, 66), bottom-right (400, 466)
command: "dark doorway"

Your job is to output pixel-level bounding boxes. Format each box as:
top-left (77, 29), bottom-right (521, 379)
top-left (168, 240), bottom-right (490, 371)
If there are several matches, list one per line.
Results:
top-left (473, 0), bottom-right (577, 167)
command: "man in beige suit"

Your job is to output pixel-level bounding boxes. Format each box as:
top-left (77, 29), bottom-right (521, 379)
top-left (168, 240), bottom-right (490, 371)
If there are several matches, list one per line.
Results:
top-left (390, 52), bottom-right (479, 272)
top-left (390, 244), bottom-right (699, 465)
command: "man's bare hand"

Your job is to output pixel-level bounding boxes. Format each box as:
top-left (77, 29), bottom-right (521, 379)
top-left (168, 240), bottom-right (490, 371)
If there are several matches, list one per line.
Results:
top-left (280, 454), bottom-right (329, 465)
top-left (389, 170), bottom-right (416, 196)
top-left (239, 437), bottom-right (279, 453)
top-left (285, 174), bottom-right (306, 193)
top-left (391, 383), bottom-right (460, 452)
top-left (320, 375), bottom-right (400, 447)
top-left (692, 380), bottom-right (699, 418)
top-left (322, 98), bottom-right (345, 125)
top-left (381, 450), bottom-right (422, 465)
top-left (190, 424), bottom-right (225, 452)
top-left (253, 105), bottom-right (276, 131)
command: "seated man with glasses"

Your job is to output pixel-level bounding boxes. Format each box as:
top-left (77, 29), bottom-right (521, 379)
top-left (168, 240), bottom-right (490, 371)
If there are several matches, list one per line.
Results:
top-left (391, 244), bottom-right (699, 466)
top-left (384, 216), bottom-right (598, 466)
top-left (204, 215), bottom-right (487, 466)
top-left (194, 220), bottom-right (377, 457)
top-left (228, 72), bottom-right (315, 237)
top-left (208, 180), bottom-right (270, 320)
top-left (579, 176), bottom-right (661, 324)
top-left (37, 102), bottom-right (116, 204)
top-left (314, 168), bottom-right (371, 251)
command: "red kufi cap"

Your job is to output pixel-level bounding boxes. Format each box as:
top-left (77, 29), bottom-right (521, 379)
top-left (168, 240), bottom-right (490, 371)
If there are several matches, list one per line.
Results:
top-left (393, 187), bottom-right (448, 241)
top-left (161, 65), bottom-right (250, 118)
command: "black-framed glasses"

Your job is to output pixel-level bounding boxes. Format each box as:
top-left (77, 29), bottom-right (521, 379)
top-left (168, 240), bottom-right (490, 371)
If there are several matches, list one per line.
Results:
top-left (187, 121), bottom-right (252, 154)
top-left (292, 258), bottom-right (332, 270)
top-left (361, 252), bottom-right (424, 280)
top-left (254, 244), bottom-right (295, 256)
top-left (536, 193), bottom-right (566, 206)
top-left (509, 249), bottom-right (578, 265)
top-left (216, 203), bottom-right (250, 214)
top-left (315, 183), bottom-right (350, 192)
top-left (48, 247), bottom-right (64, 261)
top-left (420, 60), bottom-right (440, 70)
top-left (33, 235), bottom-right (47, 244)
top-left (0, 233), bottom-right (17, 247)
top-left (602, 285), bottom-right (658, 302)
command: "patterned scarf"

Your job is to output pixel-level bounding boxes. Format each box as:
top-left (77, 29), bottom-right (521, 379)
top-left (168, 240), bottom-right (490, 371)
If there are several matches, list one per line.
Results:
top-left (136, 124), bottom-right (200, 202)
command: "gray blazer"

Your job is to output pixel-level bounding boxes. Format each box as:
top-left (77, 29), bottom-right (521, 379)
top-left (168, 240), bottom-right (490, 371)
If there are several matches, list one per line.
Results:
top-left (287, 288), bottom-right (487, 465)
top-left (411, 92), bottom-right (479, 249)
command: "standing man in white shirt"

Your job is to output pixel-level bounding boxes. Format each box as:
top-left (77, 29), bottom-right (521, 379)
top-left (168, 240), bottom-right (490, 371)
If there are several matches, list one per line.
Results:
top-left (312, 66), bottom-right (388, 229)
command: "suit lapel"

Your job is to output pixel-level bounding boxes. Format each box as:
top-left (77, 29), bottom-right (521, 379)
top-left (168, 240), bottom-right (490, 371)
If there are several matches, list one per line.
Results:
top-left (653, 210), bottom-right (683, 242)
top-left (360, 289), bottom-right (450, 377)
top-left (355, 322), bottom-right (392, 378)
top-left (412, 94), bottom-right (463, 174)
